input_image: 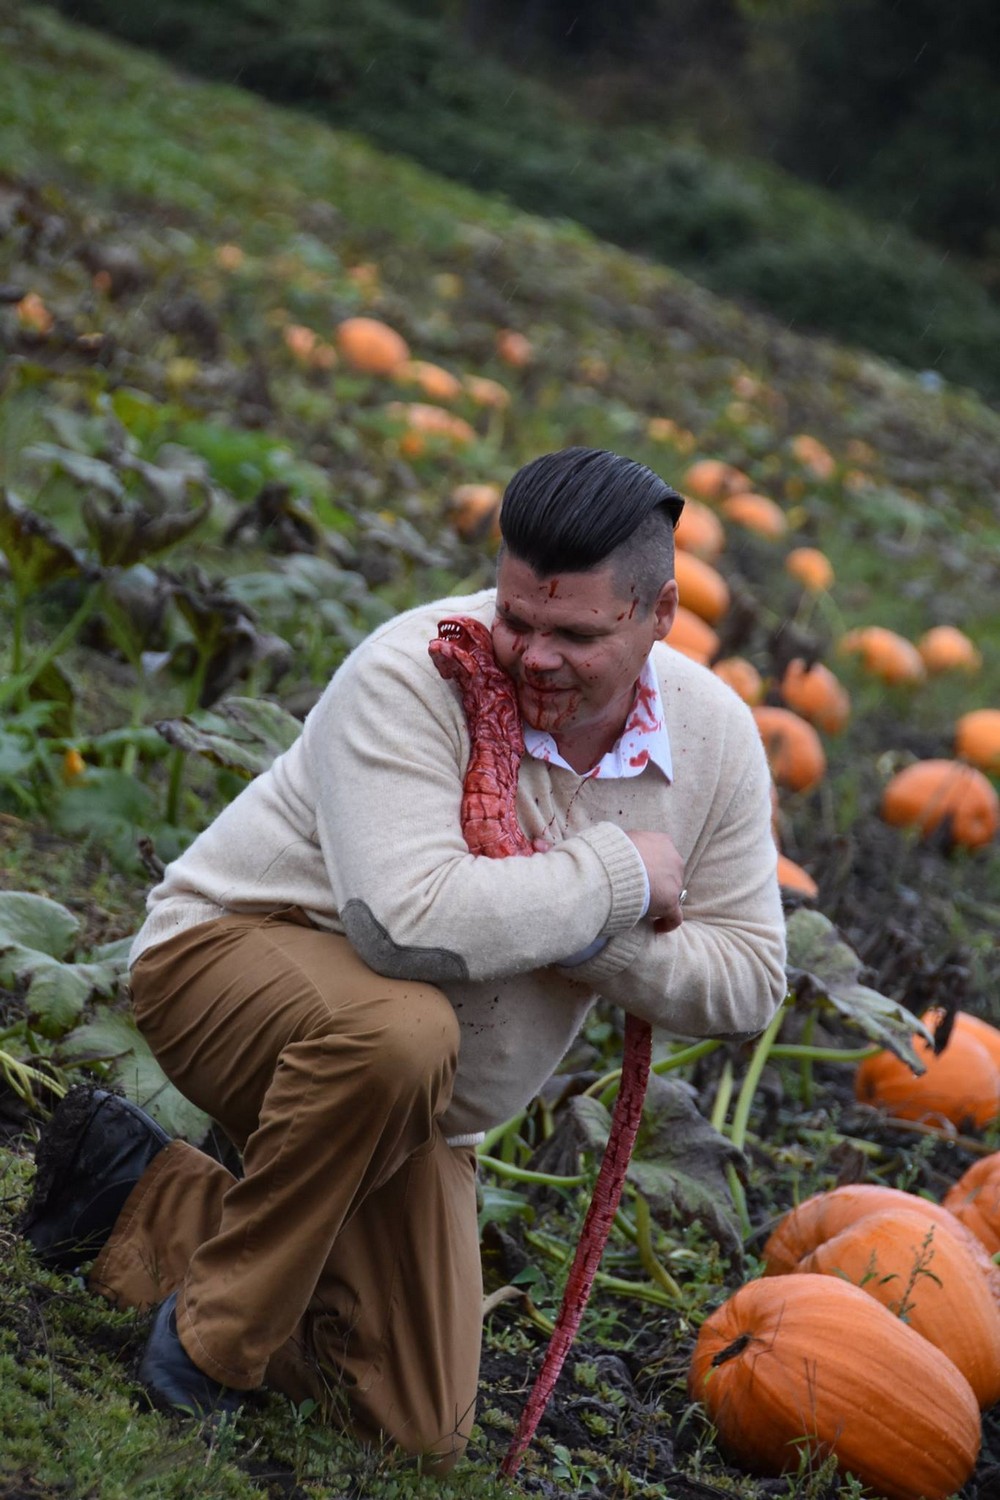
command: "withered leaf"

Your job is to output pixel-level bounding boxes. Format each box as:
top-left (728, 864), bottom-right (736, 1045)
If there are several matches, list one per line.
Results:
top-left (0, 487), bottom-right (89, 593)
top-left (786, 907), bottom-right (932, 1071)
top-left (155, 695), bottom-right (303, 779)
top-left (531, 1076), bottom-right (746, 1266)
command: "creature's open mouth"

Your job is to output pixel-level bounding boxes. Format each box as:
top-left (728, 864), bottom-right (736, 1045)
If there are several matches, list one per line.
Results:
top-left (437, 619), bottom-right (465, 639)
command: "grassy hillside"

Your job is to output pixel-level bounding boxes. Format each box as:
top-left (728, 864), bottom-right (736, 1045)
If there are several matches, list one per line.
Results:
top-left (30, 0), bottom-right (1000, 403)
top-left (2, 5), bottom-right (1000, 1498)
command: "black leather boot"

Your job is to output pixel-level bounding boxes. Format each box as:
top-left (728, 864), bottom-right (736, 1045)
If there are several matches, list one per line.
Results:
top-left (139, 1292), bottom-right (244, 1416)
top-left (22, 1085), bottom-right (171, 1271)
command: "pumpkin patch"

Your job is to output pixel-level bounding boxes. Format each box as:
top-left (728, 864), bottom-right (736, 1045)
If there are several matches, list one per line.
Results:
top-left (3, 22), bottom-right (1000, 1496)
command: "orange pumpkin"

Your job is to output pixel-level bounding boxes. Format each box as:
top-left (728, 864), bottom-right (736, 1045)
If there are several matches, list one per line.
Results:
top-left (855, 1007), bottom-right (1000, 1130)
top-left (838, 625), bottom-right (925, 685)
top-left (495, 329), bottom-right (533, 367)
top-left (944, 1155), bottom-right (1000, 1257)
top-left (779, 659), bottom-right (850, 735)
top-left (945, 1010), bottom-right (1000, 1071)
top-left (449, 483), bottom-right (501, 541)
top-left (721, 492), bottom-right (787, 539)
top-left (785, 546), bottom-right (834, 592)
top-left (673, 498), bottom-right (725, 560)
top-left (775, 853), bottom-right (817, 898)
top-left (646, 416), bottom-right (695, 450)
top-left (335, 316), bottom-right (410, 375)
top-left (792, 1206), bottom-right (1000, 1409)
top-left (762, 1182), bottom-right (1000, 1295)
top-left (789, 433), bottom-right (836, 480)
top-left (463, 374), bottom-right (510, 409)
top-left (16, 291), bottom-right (54, 334)
top-left (386, 402), bottom-right (477, 451)
top-left (918, 625), bottom-right (982, 674)
top-left (673, 551), bottom-right (730, 624)
top-left (712, 657), bottom-right (763, 705)
top-left (680, 459), bottom-right (751, 502)
top-left (663, 606), bottom-right (719, 664)
top-left (283, 324), bottom-right (319, 362)
top-left (394, 360), bottom-right (463, 402)
top-left (955, 708), bottom-right (1000, 775)
top-left (752, 705), bottom-right (826, 792)
top-left (881, 758), bottom-right (999, 849)
top-left (688, 1273), bottom-right (980, 1500)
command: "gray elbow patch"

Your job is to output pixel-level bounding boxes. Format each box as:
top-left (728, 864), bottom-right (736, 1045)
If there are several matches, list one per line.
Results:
top-left (340, 899), bottom-right (470, 982)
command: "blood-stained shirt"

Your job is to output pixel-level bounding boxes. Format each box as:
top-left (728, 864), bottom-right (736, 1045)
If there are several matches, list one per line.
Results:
top-left (525, 658), bottom-right (669, 961)
top-left (523, 656), bottom-right (673, 783)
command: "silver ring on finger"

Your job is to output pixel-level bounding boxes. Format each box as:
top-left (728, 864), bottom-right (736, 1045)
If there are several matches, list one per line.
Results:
top-left (678, 888), bottom-right (688, 905)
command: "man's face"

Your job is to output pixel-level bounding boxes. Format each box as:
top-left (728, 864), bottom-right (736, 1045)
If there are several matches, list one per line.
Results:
top-left (492, 552), bottom-right (678, 750)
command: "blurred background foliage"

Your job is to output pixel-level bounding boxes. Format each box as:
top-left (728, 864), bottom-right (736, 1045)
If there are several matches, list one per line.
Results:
top-left (41, 0), bottom-right (1000, 400)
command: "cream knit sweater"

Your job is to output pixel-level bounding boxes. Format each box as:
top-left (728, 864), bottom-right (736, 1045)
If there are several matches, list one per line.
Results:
top-left (131, 589), bottom-right (786, 1138)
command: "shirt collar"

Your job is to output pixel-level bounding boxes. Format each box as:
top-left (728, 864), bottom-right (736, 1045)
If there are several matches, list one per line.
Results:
top-left (523, 656), bottom-right (673, 781)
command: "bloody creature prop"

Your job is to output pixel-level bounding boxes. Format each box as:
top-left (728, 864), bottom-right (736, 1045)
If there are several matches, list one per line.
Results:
top-left (429, 616), bottom-right (654, 1476)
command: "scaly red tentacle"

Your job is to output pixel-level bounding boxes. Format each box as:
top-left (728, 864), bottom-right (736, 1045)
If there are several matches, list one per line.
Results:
top-left (500, 1012), bottom-right (652, 1475)
top-left (429, 614), bottom-right (653, 1476)
top-left (429, 616), bottom-right (531, 858)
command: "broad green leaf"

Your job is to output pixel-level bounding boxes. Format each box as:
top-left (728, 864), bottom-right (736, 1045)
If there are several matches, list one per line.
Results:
top-left (478, 1183), bottom-right (534, 1235)
top-left (0, 894), bottom-right (125, 1035)
top-left (89, 935), bottom-right (135, 967)
top-left (123, 446), bottom-right (214, 510)
top-left (51, 768), bottom-right (160, 872)
top-left (62, 1011), bottom-right (211, 1141)
top-left (785, 907), bottom-right (932, 1070)
top-left (0, 731), bottom-right (37, 780)
top-left (79, 725), bottom-right (168, 762)
top-left (10, 952), bottom-right (93, 1034)
top-left (28, 657), bottom-right (75, 738)
top-left (155, 695), bottom-right (302, 779)
top-left (0, 892), bottom-right (80, 959)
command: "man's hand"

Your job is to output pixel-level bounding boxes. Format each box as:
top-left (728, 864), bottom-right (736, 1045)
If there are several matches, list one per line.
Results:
top-left (626, 830), bottom-right (686, 933)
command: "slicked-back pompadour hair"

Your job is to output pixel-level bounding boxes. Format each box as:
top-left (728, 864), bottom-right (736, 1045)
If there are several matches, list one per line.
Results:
top-left (498, 447), bottom-right (684, 611)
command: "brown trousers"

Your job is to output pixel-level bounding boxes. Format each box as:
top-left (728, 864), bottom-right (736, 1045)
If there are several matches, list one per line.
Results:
top-left (90, 910), bottom-right (482, 1471)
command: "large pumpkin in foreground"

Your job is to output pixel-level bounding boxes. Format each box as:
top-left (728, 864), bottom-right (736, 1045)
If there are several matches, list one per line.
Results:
top-left (688, 1274), bottom-right (980, 1500)
top-left (792, 1206), bottom-right (1000, 1409)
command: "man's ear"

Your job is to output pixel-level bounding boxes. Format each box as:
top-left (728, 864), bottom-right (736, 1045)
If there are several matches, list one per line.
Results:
top-left (653, 578), bottom-right (679, 640)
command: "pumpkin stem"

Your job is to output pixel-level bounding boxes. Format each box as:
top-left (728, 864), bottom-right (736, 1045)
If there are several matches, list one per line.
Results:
top-left (710, 1332), bottom-right (752, 1367)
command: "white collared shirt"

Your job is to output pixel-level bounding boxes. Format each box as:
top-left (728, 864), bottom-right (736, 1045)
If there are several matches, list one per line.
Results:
top-left (522, 657), bottom-right (672, 961)
top-left (523, 656), bottom-right (674, 783)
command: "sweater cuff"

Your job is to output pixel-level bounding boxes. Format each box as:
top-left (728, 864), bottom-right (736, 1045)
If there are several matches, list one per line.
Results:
top-left (554, 924), bottom-right (646, 985)
top-left (576, 822), bottom-right (649, 937)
